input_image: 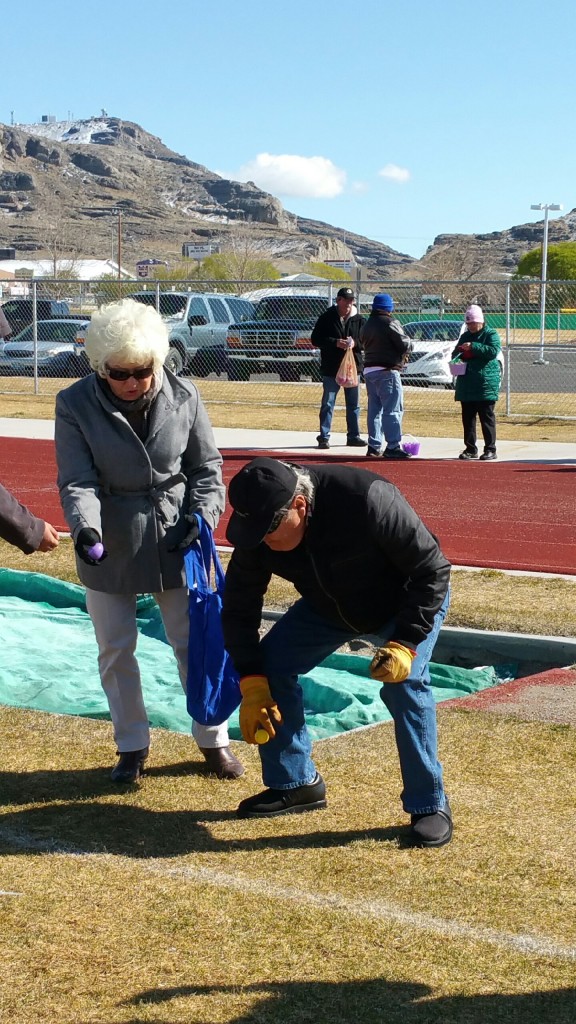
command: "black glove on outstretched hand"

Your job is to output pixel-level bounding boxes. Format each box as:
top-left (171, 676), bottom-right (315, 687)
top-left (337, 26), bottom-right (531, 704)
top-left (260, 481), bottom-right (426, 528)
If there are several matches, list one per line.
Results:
top-left (75, 527), bottom-right (108, 565)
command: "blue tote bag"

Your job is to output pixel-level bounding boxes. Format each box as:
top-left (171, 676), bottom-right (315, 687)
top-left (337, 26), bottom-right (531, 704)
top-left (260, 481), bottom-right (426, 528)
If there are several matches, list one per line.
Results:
top-left (184, 518), bottom-right (241, 726)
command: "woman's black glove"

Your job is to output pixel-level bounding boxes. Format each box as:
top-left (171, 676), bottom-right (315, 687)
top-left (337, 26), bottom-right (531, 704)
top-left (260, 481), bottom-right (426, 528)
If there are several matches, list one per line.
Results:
top-left (75, 528), bottom-right (108, 565)
top-left (169, 513), bottom-right (201, 552)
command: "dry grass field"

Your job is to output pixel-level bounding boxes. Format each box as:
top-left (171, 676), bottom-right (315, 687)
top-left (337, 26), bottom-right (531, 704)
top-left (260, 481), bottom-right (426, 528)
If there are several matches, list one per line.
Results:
top-left (1, 704), bottom-right (575, 1023)
top-left (1, 383), bottom-right (575, 1021)
top-left (0, 383), bottom-right (575, 441)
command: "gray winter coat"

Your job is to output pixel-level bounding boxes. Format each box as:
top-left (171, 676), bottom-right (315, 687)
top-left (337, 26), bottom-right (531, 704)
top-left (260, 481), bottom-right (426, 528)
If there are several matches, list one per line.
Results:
top-left (0, 482), bottom-right (45, 553)
top-left (55, 369), bottom-right (225, 594)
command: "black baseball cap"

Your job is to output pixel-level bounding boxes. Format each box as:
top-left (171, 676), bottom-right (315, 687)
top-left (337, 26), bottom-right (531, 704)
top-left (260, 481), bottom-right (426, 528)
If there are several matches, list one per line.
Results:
top-left (336, 287), bottom-right (355, 300)
top-left (226, 457), bottom-right (299, 548)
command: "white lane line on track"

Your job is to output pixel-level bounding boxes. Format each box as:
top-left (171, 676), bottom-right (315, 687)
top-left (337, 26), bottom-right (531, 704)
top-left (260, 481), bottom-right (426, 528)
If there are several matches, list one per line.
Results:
top-left (2, 825), bottom-right (575, 961)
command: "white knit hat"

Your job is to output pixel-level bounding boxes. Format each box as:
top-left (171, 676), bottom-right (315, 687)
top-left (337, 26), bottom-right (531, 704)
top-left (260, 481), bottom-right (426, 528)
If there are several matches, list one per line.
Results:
top-left (465, 304), bottom-right (484, 323)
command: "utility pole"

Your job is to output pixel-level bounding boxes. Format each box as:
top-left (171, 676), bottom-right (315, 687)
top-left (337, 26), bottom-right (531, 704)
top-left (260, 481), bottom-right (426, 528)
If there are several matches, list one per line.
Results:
top-left (115, 209), bottom-right (122, 281)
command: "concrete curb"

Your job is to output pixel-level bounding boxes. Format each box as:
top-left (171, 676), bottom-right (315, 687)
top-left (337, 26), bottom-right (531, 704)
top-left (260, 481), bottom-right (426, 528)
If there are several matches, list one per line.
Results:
top-left (261, 611), bottom-right (576, 674)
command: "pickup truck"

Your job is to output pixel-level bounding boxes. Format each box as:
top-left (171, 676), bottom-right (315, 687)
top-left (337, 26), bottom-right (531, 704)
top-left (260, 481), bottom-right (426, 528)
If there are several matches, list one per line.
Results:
top-left (0, 298), bottom-right (71, 336)
top-left (126, 291), bottom-right (254, 376)
top-left (225, 295), bottom-right (330, 381)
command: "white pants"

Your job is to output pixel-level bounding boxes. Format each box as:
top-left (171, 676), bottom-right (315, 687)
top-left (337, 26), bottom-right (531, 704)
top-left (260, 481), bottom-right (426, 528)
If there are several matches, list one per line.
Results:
top-left (85, 588), bottom-right (230, 752)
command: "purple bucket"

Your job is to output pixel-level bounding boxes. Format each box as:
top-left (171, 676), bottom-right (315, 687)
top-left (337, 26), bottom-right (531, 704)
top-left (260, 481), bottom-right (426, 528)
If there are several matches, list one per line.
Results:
top-left (449, 361), bottom-right (467, 376)
top-left (402, 440), bottom-right (421, 457)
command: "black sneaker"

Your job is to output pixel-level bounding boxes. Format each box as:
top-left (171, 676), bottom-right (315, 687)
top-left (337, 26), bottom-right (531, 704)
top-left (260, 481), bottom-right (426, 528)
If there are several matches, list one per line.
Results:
top-left (365, 446), bottom-right (383, 458)
top-left (410, 798), bottom-right (452, 848)
top-left (111, 747), bottom-right (149, 784)
top-left (458, 449), bottom-right (478, 460)
top-left (346, 437), bottom-right (368, 448)
top-left (479, 450), bottom-right (497, 461)
top-left (317, 437), bottom-right (330, 450)
top-left (237, 773), bottom-right (327, 818)
top-left (383, 447), bottom-right (412, 460)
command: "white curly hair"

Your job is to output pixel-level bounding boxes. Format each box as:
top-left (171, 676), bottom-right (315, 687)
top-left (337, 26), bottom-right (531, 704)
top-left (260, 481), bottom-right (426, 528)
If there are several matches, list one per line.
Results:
top-left (85, 298), bottom-right (169, 378)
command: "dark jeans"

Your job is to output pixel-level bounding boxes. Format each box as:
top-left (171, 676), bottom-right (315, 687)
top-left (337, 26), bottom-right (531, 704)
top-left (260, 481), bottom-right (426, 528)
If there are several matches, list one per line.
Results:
top-left (318, 376), bottom-right (361, 441)
top-left (257, 592), bottom-right (450, 815)
top-left (460, 401), bottom-right (497, 454)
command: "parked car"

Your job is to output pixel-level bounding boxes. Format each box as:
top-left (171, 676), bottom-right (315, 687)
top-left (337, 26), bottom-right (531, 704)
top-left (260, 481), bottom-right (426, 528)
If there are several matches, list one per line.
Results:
top-left (401, 319), bottom-right (463, 388)
top-left (225, 295), bottom-right (329, 381)
top-left (0, 298), bottom-right (71, 336)
top-left (126, 291), bottom-right (254, 376)
top-left (0, 318), bottom-right (91, 377)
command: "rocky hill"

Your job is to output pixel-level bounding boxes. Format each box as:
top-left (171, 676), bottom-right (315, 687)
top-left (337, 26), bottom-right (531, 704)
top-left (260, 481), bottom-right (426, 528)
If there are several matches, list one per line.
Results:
top-left (403, 210), bottom-right (576, 282)
top-left (0, 117), bottom-right (413, 275)
top-left (1, 116), bottom-right (573, 281)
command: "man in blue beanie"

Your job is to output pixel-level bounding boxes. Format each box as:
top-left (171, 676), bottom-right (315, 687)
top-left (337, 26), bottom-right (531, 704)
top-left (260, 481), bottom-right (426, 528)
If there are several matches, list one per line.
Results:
top-left (360, 293), bottom-right (413, 459)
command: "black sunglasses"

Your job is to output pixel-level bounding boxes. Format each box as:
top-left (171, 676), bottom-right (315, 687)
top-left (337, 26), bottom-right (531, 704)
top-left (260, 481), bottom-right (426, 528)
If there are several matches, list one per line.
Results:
top-left (106, 365), bottom-right (154, 381)
top-left (266, 507), bottom-right (289, 534)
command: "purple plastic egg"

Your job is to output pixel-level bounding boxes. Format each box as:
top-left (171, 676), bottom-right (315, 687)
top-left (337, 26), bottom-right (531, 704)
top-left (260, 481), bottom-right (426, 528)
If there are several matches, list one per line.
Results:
top-left (87, 542), bottom-right (104, 561)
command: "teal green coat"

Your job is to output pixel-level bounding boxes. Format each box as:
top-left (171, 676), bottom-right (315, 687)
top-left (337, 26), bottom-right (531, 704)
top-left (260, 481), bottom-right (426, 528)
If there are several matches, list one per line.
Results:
top-left (450, 325), bottom-right (502, 402)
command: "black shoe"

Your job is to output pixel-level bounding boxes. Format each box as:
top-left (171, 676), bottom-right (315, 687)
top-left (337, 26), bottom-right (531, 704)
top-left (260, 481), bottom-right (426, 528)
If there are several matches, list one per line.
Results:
top-left (317, 437), bottom-right (330, 450)
top-left (479, 450), bottom-right (497, 461)
top-left (111, 747), bottom-right (149, 784)
top-left (410, 798), bottom-right (452, 848)
top-left (237, 773), bottom-right (327, 818)
top-left (458, 449), bottom-right (478, 460)
top-left (199, 746), bottom-right (245, 780)
top-left (383, 447), bottom-right (412, 460)
top-left (346, 437), bottom-right (368, 448)
top-left (365, 446), bottom-right (383, 458)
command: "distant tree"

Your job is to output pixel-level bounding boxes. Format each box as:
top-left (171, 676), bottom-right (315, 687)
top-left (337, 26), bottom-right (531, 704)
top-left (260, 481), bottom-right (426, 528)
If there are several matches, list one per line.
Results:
top-left (148, 261), bottom-right (202, 284)
top-left (199, 251), bottom-right (280, 293)
top-left (306, 262), bottom-right (351, 282)
top-left (92, 275), bottom-right (135, 305)
top-left (516, 242), bottom-right (576, 280)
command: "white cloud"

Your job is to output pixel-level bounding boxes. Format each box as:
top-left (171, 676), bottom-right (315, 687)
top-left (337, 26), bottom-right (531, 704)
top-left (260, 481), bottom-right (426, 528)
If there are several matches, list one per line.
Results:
top-left (378, 163), bottom-right (411, 184)
top-left (232, 153), bottom-right (347, 199)
top-left (351, 180), bottom-right (369, 193)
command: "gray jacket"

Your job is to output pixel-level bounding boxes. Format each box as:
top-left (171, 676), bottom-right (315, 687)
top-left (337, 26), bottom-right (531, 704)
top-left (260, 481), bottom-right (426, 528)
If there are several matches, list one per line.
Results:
top-left (55, 369), bottom-right (225, 594)
top-left (0, 482), bottom-right (44, 553)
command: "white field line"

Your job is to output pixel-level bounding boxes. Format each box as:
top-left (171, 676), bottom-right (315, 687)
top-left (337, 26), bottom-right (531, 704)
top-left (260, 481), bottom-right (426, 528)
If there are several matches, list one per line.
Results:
top-left (2, 824), bottom-right (576, 962)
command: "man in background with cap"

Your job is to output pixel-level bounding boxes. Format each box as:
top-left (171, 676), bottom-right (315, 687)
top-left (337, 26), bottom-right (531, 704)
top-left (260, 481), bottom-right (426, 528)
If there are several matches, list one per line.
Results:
top-left (310, 287), bottom-right (366, 450)
top-left (360, 293), bottom-right (413, 459)
top-left (222, 456), bottom-right (453, 848)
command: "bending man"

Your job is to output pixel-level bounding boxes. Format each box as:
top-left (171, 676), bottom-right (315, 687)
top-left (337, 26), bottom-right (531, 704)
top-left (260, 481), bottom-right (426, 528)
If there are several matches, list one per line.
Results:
top-left (222, 456), bottom-right (453, 847)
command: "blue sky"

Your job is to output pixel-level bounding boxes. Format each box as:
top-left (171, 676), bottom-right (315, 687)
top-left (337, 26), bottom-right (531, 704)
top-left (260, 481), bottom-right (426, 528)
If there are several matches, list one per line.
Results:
top-left (4, 0), bottom-right (574, 258)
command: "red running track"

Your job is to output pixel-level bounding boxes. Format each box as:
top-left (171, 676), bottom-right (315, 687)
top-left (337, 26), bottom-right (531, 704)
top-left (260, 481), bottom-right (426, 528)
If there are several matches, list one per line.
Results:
top-left (1, 439), bottom-right (576, 575)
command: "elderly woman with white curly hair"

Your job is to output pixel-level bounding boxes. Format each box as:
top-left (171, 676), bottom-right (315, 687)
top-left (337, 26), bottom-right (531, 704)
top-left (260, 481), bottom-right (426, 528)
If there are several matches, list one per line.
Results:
top-left (54, 297), bottom-right (244, 783)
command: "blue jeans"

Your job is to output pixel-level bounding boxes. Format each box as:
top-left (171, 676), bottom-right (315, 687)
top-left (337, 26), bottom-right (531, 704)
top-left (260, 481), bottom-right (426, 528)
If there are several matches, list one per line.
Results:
top-left (258, 591), bottom-right (450, 815)
top-left (365, 369), bottom-right (404, 450)
top-left (318, 375), bottom-right (361, 441)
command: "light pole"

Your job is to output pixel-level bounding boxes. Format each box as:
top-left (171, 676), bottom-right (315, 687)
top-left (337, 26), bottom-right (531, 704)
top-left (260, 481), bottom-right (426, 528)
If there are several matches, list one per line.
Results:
top-left (530, 202), bottom-right (563, 364)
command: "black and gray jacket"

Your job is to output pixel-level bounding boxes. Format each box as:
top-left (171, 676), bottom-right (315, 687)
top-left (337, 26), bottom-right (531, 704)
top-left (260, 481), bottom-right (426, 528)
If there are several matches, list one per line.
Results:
top-left (360, 312), bottom-right (412, 371)
top-left (311, 306), bottom-right (364, 377)
top-left (222, 463), bottom-right (450, 676)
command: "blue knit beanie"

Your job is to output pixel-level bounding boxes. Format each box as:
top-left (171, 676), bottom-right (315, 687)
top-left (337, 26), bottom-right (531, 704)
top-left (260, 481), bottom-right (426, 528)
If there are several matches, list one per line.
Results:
top-left (372, 293), bottom-right (394, 312)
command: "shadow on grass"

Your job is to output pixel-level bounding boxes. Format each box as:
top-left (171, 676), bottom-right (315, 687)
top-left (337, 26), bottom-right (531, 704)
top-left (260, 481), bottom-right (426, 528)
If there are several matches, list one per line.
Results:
top-left (0, 760), bottom-right (221, 808)
top-left (121, 979), bottom-right (576, 1024)
top-left (0, 799), bottom-right (406, 857)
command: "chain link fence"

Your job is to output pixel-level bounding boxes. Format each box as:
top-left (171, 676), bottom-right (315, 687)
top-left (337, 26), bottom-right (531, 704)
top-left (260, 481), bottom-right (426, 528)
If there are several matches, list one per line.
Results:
top-left (1, 277), bottom-right (576, 422)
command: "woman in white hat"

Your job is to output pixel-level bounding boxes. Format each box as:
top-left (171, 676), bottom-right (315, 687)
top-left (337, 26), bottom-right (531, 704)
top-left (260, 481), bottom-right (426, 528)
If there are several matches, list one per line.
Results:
top-left (451, 305), bottom-right (502, 461)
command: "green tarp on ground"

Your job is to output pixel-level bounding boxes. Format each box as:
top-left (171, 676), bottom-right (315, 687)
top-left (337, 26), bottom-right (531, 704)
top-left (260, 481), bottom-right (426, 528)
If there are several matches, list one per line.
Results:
top-left (0, 569), bottom-right (505, 741)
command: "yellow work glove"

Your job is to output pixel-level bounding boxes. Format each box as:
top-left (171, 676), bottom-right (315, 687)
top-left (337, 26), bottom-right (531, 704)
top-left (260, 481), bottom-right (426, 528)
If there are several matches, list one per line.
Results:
top-left (239, 675), bottom-right (283, 744)
top-left (370, 641), bottom-right (416, 683)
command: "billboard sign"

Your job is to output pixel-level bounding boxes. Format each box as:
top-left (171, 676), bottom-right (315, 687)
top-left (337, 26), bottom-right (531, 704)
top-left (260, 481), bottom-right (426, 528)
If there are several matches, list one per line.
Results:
top-left (182, 243), bottom-right (217, 260)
